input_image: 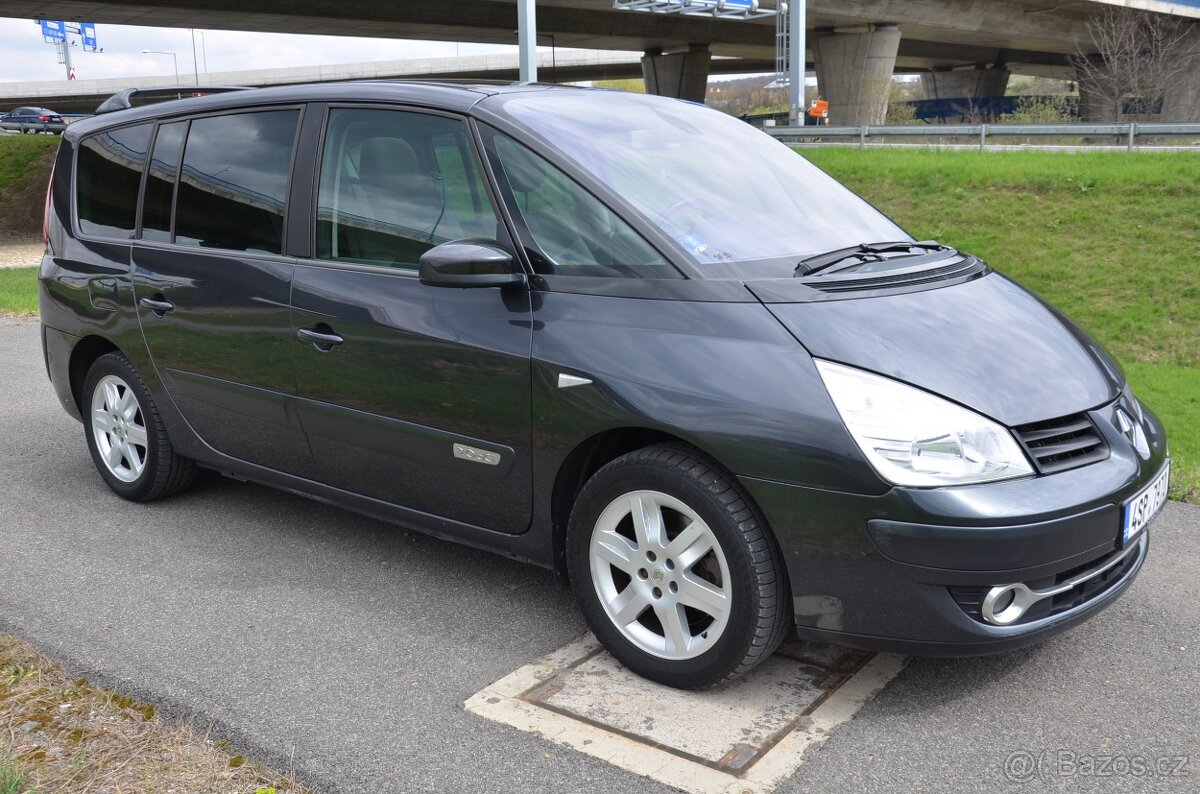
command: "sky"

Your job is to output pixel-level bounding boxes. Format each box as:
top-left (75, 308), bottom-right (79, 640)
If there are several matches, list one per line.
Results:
top-left (0, 17), bottom-right (522, 83)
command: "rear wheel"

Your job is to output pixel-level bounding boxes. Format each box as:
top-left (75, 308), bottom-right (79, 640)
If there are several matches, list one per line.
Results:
top-left (567, 444), bottom-right (791, 689)
top-left (83, 352), bottom-right (197, 501)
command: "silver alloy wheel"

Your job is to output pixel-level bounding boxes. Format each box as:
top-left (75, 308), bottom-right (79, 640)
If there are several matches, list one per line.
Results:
top-left (90, 374), bottom-right (148, 483)
top-left (589, 490), bottom-right (732, 660)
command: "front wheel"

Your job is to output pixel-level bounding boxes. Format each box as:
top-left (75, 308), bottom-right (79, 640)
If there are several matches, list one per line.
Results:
top-left (567, 444), bottom-right (791, 689)
top-left (83, 352), bottom-right (197, 501)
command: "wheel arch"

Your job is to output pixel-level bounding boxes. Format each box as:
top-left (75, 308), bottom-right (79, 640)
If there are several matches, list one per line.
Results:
top-left (549, 427), bottom-right (760, 579)
top-left (68, 335), bottom-right (120, 412)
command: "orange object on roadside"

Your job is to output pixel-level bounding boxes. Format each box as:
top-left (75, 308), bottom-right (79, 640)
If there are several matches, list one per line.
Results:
top-left (807, 98), bottom-right (829, 118)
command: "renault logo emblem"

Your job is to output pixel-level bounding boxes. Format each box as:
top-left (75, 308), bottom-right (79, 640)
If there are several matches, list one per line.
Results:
top-left (1115, 408), bottom-right (1135, 441)
top-left (1115, 408), bottom-right (1150, 460)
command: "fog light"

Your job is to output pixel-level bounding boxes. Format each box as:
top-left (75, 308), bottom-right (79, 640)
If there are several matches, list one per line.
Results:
top-left (981, 584), bottom-right (1033, 626)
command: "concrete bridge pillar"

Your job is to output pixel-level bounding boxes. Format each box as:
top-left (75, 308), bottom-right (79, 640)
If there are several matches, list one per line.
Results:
top-left (1075, 54), bottom-right (1114, 121)
top-left (920, 67), bottom-right (1011, 100)
top-left (813, 25), bottom-right (902, 126)
top-left (641, 43), bottom-right (712, 103)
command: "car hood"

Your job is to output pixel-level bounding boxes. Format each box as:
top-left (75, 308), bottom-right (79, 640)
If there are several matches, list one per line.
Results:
top-left (750, 272), bottom-right (1122, 427)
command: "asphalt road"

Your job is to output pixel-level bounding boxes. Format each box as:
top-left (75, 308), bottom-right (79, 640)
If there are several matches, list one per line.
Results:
top-left (2, 318), bottom-right (1197, 794)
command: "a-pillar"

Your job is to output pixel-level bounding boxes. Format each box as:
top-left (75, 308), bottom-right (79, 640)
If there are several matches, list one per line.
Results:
top-left (920, 66), bottom-right (1011, 100)
top-left (1162, 22), bottom-right (1200, 121)
top-left (812, 24), bottom-right (902, 125)
top-left (641, 43), bottom-right (712, 104)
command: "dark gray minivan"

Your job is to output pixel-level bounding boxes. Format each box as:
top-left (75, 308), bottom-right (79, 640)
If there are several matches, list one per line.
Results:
top-left (40, 82), bottom-right (1169, 688)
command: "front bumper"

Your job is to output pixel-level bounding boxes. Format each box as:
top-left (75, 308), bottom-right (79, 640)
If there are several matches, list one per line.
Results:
top-left (739, 397), bottom-right (1168, 655)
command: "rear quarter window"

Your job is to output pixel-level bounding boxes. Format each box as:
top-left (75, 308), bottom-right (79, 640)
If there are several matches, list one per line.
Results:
top-left (76, 124), bottom-right (152, 239)
top-left (141, 121), bottom-right (187, 243)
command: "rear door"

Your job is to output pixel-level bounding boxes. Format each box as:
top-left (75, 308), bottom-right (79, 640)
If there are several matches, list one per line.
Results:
top-left (131, 107), bottom-right (316, 477)
top-left (290, 106), bottom-right (534, 533)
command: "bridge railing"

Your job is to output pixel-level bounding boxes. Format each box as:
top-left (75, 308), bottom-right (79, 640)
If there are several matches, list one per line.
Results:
top-left (763, 122), bottom-right (1200, 151)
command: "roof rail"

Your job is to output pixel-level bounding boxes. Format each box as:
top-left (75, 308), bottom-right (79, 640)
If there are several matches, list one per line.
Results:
top-left (95, 86), bottom-right (252, 115)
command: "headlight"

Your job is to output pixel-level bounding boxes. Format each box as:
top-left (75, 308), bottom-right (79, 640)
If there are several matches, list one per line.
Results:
top-left (815, 360), bottom-right (1034, 487)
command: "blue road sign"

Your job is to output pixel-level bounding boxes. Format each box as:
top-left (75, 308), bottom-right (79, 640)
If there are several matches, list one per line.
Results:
top-left (40, 20), bottom-right (66, 41)
top-left (81, 22), bottom-right (98, 48)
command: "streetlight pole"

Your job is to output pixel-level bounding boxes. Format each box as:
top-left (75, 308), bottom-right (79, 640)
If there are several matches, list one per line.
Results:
top-left (789, 0), bottom-right (806, 125)
top-left (190, 29), bottom-right (200, 85)
top-left (518, 0), bottom-right (537, 83)
top-left (142, 49), bottom-right (179, 82)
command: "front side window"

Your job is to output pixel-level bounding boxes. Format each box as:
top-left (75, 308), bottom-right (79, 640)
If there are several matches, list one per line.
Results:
top-left (486, 131), bottom-right (675, 278)
top-left (174, 109), bottom-right (300, 254)
top-left (316, 108), bottom-right (503, 269)
top-left (76, 123), bottom-right (152, 239)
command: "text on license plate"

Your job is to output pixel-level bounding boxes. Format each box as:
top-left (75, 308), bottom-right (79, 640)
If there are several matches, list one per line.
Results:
top-left (1122, 461), bottom-right (1170, 544)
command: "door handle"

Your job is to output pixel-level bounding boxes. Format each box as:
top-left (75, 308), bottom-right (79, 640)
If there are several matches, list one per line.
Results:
top-left (139, 295), bottom-right (175, 316)
top-left (297, 326), bottom-right (344, 352)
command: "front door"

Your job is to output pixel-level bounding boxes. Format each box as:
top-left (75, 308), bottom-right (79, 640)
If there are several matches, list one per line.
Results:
top-left (132, 108), bottom-right (315, 477)
top-left (291, 106), bottom-right (534, 534)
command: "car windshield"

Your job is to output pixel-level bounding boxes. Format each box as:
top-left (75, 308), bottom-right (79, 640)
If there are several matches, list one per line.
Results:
top-left (492, 90), bottom-right (909, 278)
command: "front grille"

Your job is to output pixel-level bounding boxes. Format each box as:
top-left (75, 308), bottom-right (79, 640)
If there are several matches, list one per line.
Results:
top-left (1014, 413), bottom-right (1109, 474)
top-left (949, 540), bottom-right (1142, 626)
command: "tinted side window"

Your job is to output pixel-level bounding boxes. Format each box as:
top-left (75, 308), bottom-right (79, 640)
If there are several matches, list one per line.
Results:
top-left (316, 108), bottom-right (503, 269)
top-left (175, 110), bottom-right (300, 254)
top-left (77, 124), bottom-right (152, 239)
top-left (141, 121), bottom-right (186, 243)
top-left (487, 132), bottom-right (676, 278)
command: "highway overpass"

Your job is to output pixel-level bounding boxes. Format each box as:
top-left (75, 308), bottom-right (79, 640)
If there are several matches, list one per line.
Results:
top-left (4, 0), bottom-right (1199, 122)
top-left (0, 49), bottom-right (776, 115)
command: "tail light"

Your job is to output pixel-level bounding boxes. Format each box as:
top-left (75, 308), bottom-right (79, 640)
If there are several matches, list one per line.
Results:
top-left (38, 115), bottom-right (50, 122)
top-left (42, 160), bottom-right (55, 247)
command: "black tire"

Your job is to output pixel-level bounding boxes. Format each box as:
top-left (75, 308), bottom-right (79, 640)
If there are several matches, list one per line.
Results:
top-left (566, 443), bottom-right (791, 689)
top-left (82, 352), bottom-right (197, 502)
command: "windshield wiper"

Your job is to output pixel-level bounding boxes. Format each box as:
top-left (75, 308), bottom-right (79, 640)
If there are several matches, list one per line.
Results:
top-left (794, 240), bottom-right (947, 277)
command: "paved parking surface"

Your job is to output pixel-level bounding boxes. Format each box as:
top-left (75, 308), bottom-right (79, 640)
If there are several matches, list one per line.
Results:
top-left (1, 318), bottom-right (1197, 793)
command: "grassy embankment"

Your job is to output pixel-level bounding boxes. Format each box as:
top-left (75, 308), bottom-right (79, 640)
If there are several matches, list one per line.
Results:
top-left (0, 134), bottom-right (56, 242)
top-left (803, 148), bottom-right (1197, 501)
top-left (0, 135), bottom-right (57, 318)
top-left (0, 268), bottom-right (38, 315)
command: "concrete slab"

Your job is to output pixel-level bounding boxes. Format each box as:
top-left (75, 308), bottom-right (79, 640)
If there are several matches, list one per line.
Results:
top-left (466, 634), bottom-right (906, 794)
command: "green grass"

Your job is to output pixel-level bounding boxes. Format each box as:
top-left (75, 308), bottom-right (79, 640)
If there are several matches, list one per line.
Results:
top-left (0, 136), bottom-right (57, 194)
top-left (1126, 362), bottom-right (1199, 502)
top-left (802, 148), bottom-right (1199, 500)
top-left (0, 759), bottom-right (32, 794)
top-left (0, 268), bottom-right (38, 316)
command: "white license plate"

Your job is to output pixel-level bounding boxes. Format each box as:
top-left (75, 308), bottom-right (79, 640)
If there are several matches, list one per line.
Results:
top-left (1122, 461), bottom-right (1170, 544)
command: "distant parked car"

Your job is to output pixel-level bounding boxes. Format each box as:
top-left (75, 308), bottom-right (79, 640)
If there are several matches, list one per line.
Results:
top-left (0, 107), bottom-right (66, 134)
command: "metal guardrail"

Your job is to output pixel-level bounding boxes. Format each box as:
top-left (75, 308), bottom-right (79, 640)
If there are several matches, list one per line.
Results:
top-left (765, 122), bottom-right (1200, 151)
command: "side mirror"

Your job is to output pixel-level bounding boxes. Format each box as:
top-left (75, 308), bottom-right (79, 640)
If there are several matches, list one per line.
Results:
top-left (419, 240), bottom-right (526, 289)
